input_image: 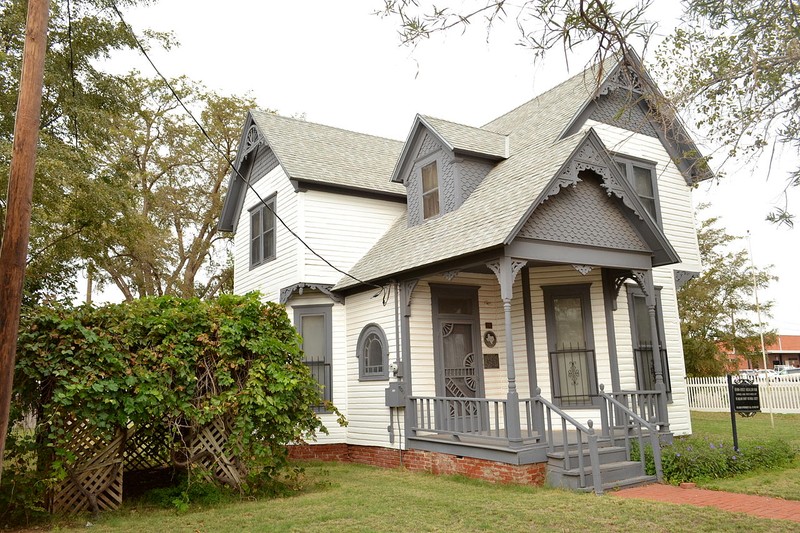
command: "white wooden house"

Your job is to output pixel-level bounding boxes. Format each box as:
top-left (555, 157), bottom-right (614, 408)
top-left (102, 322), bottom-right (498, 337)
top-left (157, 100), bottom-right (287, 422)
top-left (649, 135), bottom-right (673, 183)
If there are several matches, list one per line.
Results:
top-left (218, 54), bottom-right (708, 492)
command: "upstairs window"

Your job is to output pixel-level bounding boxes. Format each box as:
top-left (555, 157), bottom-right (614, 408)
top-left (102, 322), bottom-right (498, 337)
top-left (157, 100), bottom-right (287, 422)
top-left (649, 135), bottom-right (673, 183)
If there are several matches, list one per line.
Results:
top-left (421, 161), bottom-right (440, 219)
top-left (615, 157), bottom-right (659, 223)
top-left (249, 196), bottom-right (276, 268)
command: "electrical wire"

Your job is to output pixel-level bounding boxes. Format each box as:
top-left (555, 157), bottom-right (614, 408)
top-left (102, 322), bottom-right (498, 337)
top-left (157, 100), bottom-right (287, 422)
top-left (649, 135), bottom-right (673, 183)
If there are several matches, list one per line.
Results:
top-left (110, 2), bottom-right (388, 299)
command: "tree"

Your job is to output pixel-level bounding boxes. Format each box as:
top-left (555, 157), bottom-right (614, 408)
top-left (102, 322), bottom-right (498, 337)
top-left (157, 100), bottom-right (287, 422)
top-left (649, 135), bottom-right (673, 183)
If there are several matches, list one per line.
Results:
top-left (78, 74), bottom-right (256, 300)
top-left (1, 0), bottom-right (255, 303)
top-left (0, 0), bottom-right (170, 304)
top-left (677, 209), bottom-right (776, 376)
top-left (379, 0), bottom-right (800, 224)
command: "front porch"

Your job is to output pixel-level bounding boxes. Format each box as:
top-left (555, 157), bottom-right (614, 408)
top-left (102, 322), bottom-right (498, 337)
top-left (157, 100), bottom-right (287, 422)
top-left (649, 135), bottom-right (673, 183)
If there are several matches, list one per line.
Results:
top-left (394, 256), bottom-right (676, 493)
top-left (407, 387), bottom-right (665, 492)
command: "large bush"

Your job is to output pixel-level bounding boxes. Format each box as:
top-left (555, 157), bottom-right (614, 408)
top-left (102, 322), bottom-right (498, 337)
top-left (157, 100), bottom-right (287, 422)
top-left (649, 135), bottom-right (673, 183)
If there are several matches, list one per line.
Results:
top-left (2, 294), bottom-right (338, 520)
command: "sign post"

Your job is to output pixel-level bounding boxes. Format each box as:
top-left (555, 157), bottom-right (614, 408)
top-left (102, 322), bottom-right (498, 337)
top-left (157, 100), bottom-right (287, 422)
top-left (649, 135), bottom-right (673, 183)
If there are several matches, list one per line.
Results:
top-left (726, 374), bottom-right (760, 451)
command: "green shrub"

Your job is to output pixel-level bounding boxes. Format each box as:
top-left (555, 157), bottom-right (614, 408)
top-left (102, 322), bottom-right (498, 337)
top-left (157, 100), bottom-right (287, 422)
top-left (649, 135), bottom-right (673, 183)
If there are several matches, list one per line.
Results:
top-left (2, 294), bottom-right (344, 523)
top-left (636, 436), bottom-right (794, 483)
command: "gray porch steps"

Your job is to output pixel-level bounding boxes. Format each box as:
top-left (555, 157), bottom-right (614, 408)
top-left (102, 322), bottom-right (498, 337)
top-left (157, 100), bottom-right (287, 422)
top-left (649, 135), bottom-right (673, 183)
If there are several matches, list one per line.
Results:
top-left (546, 445), bottom-right (656, 493)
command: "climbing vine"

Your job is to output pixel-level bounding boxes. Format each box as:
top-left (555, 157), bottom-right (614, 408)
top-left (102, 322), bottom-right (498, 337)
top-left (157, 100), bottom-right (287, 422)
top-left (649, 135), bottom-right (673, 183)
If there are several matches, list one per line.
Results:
top-left (4, 293), bottom-right (339, 518)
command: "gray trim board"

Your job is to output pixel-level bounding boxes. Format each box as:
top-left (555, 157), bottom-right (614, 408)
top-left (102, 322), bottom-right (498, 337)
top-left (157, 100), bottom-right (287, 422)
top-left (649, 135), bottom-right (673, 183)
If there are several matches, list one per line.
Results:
top-left (601, 269), bottom-right (621, 392)
top-left (289, 178), bottom-right (407, 202)
top-left (507, 239), bottom-right (653, 270)
top-left (407, 437), bottom-right (549, 465)
top-left (521, 267), bottom-right (538, 395)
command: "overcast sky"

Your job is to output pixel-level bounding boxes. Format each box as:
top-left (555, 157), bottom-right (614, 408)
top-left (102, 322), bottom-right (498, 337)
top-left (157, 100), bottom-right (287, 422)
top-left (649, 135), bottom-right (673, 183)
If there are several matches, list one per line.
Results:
top-left (108, 0), bottom-right (798, 334)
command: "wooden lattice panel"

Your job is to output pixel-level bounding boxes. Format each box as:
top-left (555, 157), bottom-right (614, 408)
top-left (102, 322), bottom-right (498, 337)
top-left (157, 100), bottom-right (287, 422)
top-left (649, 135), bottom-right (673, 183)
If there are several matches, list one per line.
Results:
top-left (124, 421), bottom-right (171, 473)
top-left (50, 422), bottom-right (127, 514)
top-left (190, 417), bottom-right (243, 487)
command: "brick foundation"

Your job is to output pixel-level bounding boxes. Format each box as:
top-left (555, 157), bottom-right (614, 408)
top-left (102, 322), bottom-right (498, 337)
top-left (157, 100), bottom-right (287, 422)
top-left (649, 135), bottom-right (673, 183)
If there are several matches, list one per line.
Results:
top-left (288, 444), bottom-right (547, 486)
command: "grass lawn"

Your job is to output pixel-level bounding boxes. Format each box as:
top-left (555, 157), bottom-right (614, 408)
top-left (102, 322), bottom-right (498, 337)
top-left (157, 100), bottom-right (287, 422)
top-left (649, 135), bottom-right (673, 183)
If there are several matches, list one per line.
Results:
top-left (690, 411), bottom-right (800, 500)
top-left (34, 461), bottom-right (798, 533)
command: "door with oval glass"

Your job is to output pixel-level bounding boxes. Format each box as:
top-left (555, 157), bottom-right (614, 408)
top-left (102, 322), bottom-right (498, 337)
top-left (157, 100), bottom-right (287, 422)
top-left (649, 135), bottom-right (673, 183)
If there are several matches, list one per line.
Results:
top-left (431, 285), bottom-right (485, 433)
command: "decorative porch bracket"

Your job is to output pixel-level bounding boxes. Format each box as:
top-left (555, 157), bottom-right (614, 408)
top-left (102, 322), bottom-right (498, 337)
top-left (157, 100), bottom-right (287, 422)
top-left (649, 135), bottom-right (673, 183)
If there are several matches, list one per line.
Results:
top-left (279, 282), bottom-right (344, 305)
top-left (487, 258), bottom-right (527, 447)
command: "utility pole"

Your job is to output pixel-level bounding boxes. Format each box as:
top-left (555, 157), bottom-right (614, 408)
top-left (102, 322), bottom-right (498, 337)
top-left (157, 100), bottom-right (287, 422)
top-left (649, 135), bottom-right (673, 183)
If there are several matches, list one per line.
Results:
top-left (747, 230), bottom-right (773, 429)
top-left (0, 0), bottom-right (50, 482)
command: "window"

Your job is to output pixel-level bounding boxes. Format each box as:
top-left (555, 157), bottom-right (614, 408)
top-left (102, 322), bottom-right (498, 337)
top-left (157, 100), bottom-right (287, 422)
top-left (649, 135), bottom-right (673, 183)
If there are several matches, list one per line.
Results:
top-left (421, 161), bottom-right (440, 219)
top-left (615, 157), bottom-right (659, 223)
top-left (249, 195), bottom-right (276, 268)
top-left (627, 286), bottom-right (671, 397)
top-left (294, 305), bottom-right (333, 411)
top-left (543, 284), bottom-right (599, 407)
top-left (357, 324), bottom-right (389, 380)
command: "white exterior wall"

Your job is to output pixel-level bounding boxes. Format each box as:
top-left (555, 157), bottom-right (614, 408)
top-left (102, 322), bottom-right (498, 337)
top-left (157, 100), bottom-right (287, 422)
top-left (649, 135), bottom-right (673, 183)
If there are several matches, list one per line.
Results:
top-left (232, 165), bottom-right (301, 301)
top-left (586, 121), bottom-right (698, 435)
top-left (344, 288), bottom-right (402, 448)
top-left (302, 190), bottom-right (405, 283)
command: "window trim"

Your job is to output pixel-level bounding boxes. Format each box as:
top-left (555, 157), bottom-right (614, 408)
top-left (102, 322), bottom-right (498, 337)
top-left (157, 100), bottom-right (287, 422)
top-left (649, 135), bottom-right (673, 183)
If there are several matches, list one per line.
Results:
top-left (613, 154), bottom-right (661, 225)
top-left (417, 153), bottom-right (442, 221)
top-left (543, 283), bottom-right (600, 408)
top-left (626, 285), bottom-right (672, 399)
top-left (294, 304), bottom-right (333, 411)
top-left (357, 323), bottom-right (390, 381)
top-left (248, 193), bottom-right (277, 269)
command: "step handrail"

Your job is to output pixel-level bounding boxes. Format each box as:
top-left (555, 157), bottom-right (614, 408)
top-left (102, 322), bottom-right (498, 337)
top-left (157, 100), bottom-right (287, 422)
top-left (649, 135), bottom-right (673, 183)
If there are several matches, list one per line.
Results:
top-left (599, 385), bottom-right (663, 482)
top-left (533, 389), bottom-right (603, 494)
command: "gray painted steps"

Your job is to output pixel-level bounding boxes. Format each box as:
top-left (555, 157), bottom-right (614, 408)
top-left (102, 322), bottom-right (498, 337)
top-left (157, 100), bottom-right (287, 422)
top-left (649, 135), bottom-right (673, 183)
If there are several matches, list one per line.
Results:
top-left (546, 444), bottom-right (654, 492)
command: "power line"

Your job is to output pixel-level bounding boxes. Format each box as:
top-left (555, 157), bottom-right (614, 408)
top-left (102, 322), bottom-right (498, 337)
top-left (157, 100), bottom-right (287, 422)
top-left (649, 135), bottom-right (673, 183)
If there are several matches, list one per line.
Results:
top-left (109, 3), bottom-right (386, 298)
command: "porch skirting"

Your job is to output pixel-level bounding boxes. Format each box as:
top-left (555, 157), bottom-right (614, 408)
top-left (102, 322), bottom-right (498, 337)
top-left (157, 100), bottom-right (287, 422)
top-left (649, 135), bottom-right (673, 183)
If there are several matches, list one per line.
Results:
top-left (287, 444), bottom-right (547, 486)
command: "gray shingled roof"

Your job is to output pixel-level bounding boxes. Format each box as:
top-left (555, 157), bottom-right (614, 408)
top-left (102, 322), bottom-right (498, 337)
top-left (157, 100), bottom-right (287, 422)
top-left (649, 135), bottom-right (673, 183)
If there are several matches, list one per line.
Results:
top-left (250, 110), bottom-right (405, 196)
top-left (420, 115), bottom-right (508, 159)
top-left (333, 63), bottom-right (616, 290)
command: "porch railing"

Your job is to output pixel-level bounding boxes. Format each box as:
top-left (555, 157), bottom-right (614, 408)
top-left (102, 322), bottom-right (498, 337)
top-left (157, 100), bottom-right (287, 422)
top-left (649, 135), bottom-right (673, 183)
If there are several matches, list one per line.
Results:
top-left (599, 385), bottom-right (663, 482)
top-left (528, 390), bottom-right (603, 494)
top-left (410, 396), bottom-right (511, 442)
top-left (609, 389), bottom-right (663, 431)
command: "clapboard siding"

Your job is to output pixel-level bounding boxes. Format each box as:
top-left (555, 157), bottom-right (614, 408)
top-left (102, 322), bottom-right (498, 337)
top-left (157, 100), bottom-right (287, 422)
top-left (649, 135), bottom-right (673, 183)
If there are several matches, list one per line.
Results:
top-left (344, 288), bottom-right (401, 448)
top-left (232, 163), bottom-right (300, 301)
top-left (303, 190), bottom-right (405, 283)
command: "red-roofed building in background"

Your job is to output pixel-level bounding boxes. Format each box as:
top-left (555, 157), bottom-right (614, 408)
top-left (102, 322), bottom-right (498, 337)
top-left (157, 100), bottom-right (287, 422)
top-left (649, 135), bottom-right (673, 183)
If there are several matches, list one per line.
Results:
top-left (729, 335), bottom-right (800, 370)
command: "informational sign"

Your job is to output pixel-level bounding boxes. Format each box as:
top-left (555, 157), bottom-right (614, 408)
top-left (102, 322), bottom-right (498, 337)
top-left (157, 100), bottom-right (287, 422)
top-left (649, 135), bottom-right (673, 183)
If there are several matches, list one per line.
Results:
top-left (727, 374), bottom-right (760, 451)
top-left (731, 382), bottom-right (760, 413)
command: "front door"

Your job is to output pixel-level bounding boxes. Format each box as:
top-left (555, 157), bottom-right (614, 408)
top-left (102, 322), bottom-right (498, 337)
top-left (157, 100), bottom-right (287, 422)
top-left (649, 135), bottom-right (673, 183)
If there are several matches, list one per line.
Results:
top-left (431, 285), bottom-right (484, 430)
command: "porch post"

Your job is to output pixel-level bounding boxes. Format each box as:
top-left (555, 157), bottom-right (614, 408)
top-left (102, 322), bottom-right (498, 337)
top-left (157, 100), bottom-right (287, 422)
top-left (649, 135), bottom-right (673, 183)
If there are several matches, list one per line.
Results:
top-left (488, 257), bottom-right (527, 447)
top-left (400, 280), bottom-right (418, 445)
top-left (635, 269), bottom-right (670, 433)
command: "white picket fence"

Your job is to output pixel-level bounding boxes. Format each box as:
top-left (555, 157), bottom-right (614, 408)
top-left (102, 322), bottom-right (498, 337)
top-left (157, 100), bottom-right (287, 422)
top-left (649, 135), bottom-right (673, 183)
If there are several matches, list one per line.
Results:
top-left (686, 375), bottom-right (800, 414)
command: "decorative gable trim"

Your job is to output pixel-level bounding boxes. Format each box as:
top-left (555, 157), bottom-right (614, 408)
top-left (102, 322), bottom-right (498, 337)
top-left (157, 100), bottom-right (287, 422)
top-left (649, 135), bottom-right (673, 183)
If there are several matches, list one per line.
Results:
top-left (558, 52), bottom-right (712, 186)
top-left (219, 112), bottom-right (285, 233)
top-left (507, 129), bottom-right (680, 268)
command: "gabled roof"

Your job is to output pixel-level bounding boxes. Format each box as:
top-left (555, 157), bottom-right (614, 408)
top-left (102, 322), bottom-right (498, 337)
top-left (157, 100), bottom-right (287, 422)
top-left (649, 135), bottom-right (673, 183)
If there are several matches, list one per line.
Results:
top-left (249, 110), bottom-right (405, 195)
top-left (389, 114), bottom-right (508, 183)
top-left (219, 111), bottom-right (406, 232)
top-left (335, 127), bottom-right (678, 290)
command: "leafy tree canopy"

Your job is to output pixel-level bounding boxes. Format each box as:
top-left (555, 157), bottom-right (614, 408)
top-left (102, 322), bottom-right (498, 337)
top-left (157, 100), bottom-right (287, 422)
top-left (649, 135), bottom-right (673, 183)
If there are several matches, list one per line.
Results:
top-left (379, 0), bottom-right (800, 225)
top-left (1, 0), bottom-right (258, 304)
top-left (678, 208), bottom-right (776, 376)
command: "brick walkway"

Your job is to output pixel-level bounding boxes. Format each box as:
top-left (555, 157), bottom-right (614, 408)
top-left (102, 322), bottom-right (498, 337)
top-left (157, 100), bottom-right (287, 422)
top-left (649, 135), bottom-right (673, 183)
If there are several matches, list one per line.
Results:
top-left (610, 483), bottom-right (800, 523)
